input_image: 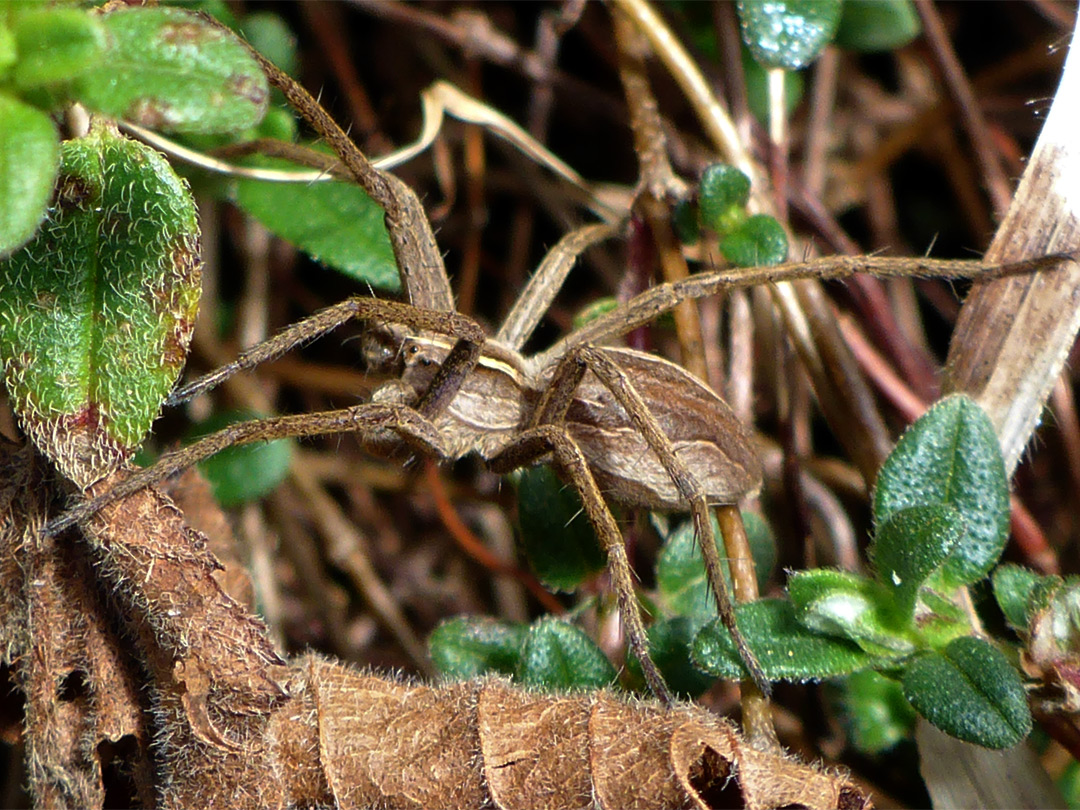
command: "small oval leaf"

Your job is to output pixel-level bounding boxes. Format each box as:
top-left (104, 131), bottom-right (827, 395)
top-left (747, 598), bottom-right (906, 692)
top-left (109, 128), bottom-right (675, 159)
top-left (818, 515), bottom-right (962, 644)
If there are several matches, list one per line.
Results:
top-left (692, 598), bottom-right (898, 682)
top-left (0, 93), bottom-right (59, 255)
top-left (516, 465), bottom-right (606, 592)
top-left (738, 0), bottom-right (842, 70)
top-left (698, 163), bottom-right (750, 236)
top-left (234, 166), bottom-right (399, 290)
top-left (516, 617), bottom-right (617, 691)
top-left (12, 7), bottom-right (106, 89)
top-left (873, 395), bottom-right (1010, 587)
top-left (835, 0), bottom-right (921, 53)
top-left (991, 564), bottom-right (1043, 632)
top-left (872, 503), bottom-right (965, 621)
top-left (428, 616), bottom-right (527, 681)
top-left (0, 123), bottom-right (200, 487)
top-left (789, 569), bottom-right (914, 655)
top-left (902, 636), bottom-right (1032, 749)
top-left (74, 6), bottom-right (268, 134)
top-left (719, 214), bottom-right (789, 268)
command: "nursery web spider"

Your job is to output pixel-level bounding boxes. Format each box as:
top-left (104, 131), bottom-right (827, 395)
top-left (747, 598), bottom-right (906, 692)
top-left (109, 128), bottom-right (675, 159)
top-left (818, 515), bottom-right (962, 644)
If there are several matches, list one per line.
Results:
top-left (44, 54), bottom-right (1064, 704)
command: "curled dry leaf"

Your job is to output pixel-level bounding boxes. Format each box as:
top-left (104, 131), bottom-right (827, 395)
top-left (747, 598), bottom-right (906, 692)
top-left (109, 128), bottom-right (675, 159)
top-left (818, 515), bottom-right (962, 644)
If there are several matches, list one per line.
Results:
top-left (0, 438), bottom-right (155, 807)
top-left (163, 657), bottom-right (870, 810)
top-left (0, 439), bottom-right (869, 809)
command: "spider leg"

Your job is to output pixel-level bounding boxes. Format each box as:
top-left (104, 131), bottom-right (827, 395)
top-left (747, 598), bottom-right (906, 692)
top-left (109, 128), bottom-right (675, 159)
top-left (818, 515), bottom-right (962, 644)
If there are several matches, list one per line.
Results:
top-left (486, 424), bottom-right (674, 706)
top-left (43, 404), bottom-right (452, 537)
top-left (168, 299), bottom-right (484, 407)
top-left (532, 344), bottom-right (770, 696)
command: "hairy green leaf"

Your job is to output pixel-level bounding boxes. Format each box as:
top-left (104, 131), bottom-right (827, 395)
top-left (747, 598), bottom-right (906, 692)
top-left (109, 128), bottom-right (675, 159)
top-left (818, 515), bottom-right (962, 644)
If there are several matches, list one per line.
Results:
top-left (0, 123), bottom-right (200, 487)
top-left (429, 616), bottom-right (527, 681)
top-left (903, 636), bottom-right (1031, 749)
top-left (872, 504), bottom-right (964, 621)
top-left (517, 617), bottom-right (617, 691)
top-left (75, 6), bottom-right (268, 134)
top-left (789, 569), bottom-right (914, 655)
top-left (692, 599), bottom-right (898, 682)
top-left (874, 395), bottom-right (1010, 587)
top-left (720, 214), bottom-right (789, 267)
top-left (698, 163), bottom-right (750, 236)
top-left (991, 563), bottom-right (1044, 633)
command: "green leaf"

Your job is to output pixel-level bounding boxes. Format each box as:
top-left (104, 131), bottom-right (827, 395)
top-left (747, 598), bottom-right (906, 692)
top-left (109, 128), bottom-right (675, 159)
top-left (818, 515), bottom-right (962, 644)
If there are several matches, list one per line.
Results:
top-left (902, 636), bottom-right (1032, 749)
top-left (872, 504), bottom-right (965, 621)
top-left (720, 214), bottom-right (789, 267)
top-left (627, 616), bottom-right (715, 699)
top-left (738, 0), bottom-right (842, 70)
top-left (692, 598), bottom-right (899, 681)
top-left (234, 165), bottom-right (399, 290)
top-left (187, 409), bottom-right (293, 507)
top-left (516, 617), bottom-right (617, 691)
top-left (698, 163), bottom-right (750, 236)
top-left (0, 123), bottom-right (200, 487)
top-left (671, 199), bottom-right (700, 245)
top-left (830, 670), bottom-right (917, 754)
top-left (873, 395), bottom-right (1010, 587)
top-left (516, 465), bottom-right (605, 591)
top-left (789, 569), bottom-right (914, 655)
top-left (0, 23), bottom-right (16, 77)
top-left (74, 6), bottom-right (268, 135)
top-left (0, 93), bottom-right (59, 256)
top-left (835, 0), bottom-right (921, 53)
top-left (572, 296), bottom-right (620, 330)
top-left (656, 513), bottom-right (730, 619)
top-left (991, 564), bottom-right (1044, 632)
top-left (428, 616), bottom-right (526, 681)
top-left (12, 7), bottom-right (106, 89)
top-left (743, 511), bottom-right (777, 590)
top-left (239, 12), bottom-right (297, 77)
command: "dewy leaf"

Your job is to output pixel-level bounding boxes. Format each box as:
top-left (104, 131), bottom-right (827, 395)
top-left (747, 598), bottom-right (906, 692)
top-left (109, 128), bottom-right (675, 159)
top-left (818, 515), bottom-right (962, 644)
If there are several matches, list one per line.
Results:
top-left (187, 409), bottom-right (293, 507)
top-left (234, 165), bottom-right (400, 291)
top-left (74, 6), bottom-right (268, 135)
top-left (12, 7), bottom-right (106, 89)
top-left (692, 599), bottom-right (899, 682)
top-left (872, 504), bottom-right (965, 621)
top-left (720, 214), bottom-right (789, 268)
top-left (737, 0), bottom-right (842, 70)
top-left (902, 636), bottom-right (1032, 749)
top-left (0, 93), bottom-right (59, 256)
top-left (516, 617), bottom-right (617, 691)
top-left (428, 616), bottom-right (527, 681)
top-left (788, 569), bottom-right (914, 655)
top-left (0, 123), bottom-right (200, 488)
top-left (991, 563), bottom-right (1044, 632)
top-left (698, 163), bottom-right (750, 236)
top-left (834, 0), bottom-right (921, 53)
top-left (516, 465), bottom-right (605, 591)
top-left (873, 395), bottom-right (1010, 587)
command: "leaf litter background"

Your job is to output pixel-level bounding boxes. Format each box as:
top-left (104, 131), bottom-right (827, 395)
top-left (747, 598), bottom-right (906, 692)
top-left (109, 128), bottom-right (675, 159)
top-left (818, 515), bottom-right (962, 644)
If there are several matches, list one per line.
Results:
top-left (0, 1), bottom-right (1076, 806)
